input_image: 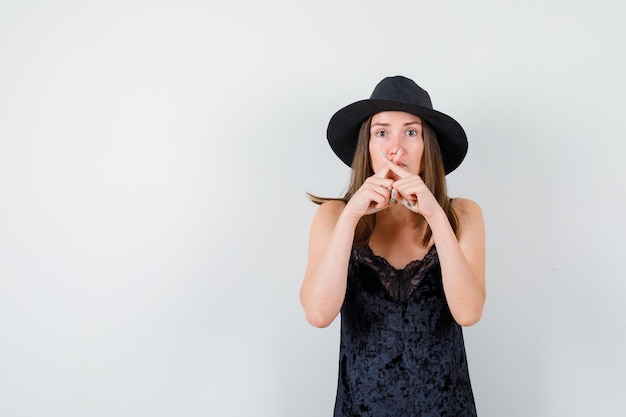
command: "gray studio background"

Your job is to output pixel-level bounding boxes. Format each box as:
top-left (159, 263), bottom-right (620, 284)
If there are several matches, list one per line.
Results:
top-left (1, 1), bottom-right (625, 416)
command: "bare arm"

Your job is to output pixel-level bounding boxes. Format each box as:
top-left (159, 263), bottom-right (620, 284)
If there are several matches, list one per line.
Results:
top-left (427, 198), bottom-right (485, 326)
top-left (300, 167), bottom-right (395, 328)
top-left (299, 201), bottom-right (357, 328)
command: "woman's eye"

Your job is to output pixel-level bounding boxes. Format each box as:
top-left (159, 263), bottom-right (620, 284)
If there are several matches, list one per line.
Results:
top-left (375, 131), bottom-right (387, 138)
top-left (406, 129), bottom-right (417, 136)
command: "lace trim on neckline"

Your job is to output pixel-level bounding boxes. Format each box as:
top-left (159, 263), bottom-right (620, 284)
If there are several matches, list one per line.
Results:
top-left (353, 245), bottom-right (439, 302)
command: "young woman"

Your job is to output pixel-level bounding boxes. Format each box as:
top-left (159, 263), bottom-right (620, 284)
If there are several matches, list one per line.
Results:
top-left (300, 76), bottom-right (486, 416)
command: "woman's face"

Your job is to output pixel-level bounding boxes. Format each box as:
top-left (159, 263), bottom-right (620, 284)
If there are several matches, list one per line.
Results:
top-left (368, 111), bottom-right (424, 177)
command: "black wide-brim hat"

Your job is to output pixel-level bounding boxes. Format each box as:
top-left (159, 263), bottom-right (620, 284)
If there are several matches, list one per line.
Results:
top-left (326, 76), bottom-right (468, 174)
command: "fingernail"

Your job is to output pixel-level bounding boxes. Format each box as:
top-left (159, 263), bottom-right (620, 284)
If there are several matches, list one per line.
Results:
top-left (390, 198), bottom-right (396, 204)
top-left (402, 199), bottom-right (409, 207)
top-left (391, 188), bottom-right (396, 197)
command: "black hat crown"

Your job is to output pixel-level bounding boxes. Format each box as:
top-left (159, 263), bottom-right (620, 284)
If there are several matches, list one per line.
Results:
top-left (370, 76), bottom-right (433, 109)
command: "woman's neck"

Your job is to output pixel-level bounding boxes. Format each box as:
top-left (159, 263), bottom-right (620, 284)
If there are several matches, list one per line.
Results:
top-left (375, 204), bottom-right (423, 230)
top-left (372, 207), bottom-right (428, 245)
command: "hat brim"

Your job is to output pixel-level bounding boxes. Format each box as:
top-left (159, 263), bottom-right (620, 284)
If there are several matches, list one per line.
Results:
top-left (326, 99), bottom-right (468, 174)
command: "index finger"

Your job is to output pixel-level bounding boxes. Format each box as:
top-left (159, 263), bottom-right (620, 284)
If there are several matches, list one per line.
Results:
top-left (373, 164), bottom-right (391, 179)
top-left (384, 158), bottom-right (412, 179)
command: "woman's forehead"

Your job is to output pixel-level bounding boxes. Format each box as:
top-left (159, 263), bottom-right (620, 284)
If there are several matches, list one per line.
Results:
top-left (371, 111), bottom-right (422, 124)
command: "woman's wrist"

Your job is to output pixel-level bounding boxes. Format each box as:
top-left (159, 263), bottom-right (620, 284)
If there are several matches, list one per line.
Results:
top-left (424, 206), bottom-right (450, 229)
top-left (338, 207), bottom-right (362, 229)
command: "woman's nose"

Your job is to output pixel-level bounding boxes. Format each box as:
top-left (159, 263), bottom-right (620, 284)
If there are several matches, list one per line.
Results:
top-left (388, 136), bottom-right (402, 155)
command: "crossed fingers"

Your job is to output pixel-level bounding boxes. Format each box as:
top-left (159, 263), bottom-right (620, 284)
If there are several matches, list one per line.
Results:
top-left (379, 150), bottom-right (421, 210)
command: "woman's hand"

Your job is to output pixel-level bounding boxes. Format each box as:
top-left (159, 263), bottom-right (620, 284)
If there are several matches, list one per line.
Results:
top-left (343, 165), bottom-right (395, 220)
top-left (384, 158), bottom-right (443, 219)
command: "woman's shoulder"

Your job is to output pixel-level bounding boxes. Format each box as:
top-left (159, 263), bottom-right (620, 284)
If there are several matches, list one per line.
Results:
top-left (313, 199), bottom-right (347, 221)
top-left (309, 200), bottom-right (349, 240)
top-left (451, 197), bottom-right (483, 220)
top-left (451, 197), bottom-right (485, 236)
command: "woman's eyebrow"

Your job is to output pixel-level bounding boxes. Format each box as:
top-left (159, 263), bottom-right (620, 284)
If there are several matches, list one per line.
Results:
top-left (371, 121), bottom-right (422, 128)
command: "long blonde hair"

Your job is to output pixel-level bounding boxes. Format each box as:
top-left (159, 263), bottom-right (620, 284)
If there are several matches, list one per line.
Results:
top-left (308, 116), bottom-right (458, 247)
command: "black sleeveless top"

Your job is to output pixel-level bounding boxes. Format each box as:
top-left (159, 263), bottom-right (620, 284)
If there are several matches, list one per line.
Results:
top-left (334, 245), bottom-right (477, 417)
